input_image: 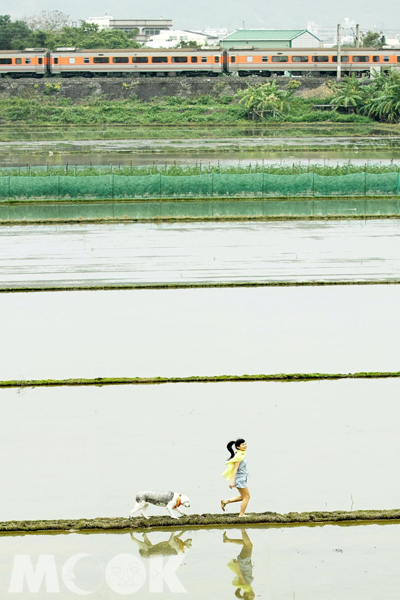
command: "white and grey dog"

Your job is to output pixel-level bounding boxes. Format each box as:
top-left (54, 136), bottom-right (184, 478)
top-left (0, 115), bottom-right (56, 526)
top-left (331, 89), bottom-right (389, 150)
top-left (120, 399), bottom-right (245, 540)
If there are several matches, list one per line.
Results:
top-left (129, 491), bottom-right (190, 519)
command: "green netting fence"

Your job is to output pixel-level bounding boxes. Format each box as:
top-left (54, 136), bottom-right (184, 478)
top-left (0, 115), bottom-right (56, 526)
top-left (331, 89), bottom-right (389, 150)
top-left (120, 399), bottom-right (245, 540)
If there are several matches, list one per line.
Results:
top-left (0, 172), bottom-right (400, 200)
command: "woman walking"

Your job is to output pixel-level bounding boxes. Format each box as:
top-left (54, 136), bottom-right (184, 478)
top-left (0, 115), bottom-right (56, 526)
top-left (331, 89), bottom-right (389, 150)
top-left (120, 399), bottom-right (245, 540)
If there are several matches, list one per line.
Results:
top-left (221, 438), bottom-right (250, 517)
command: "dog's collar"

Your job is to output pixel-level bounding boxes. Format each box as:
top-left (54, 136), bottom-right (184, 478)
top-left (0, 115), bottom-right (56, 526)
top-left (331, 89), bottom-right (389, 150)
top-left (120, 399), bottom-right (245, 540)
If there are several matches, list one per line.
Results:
top-left (173, 495), bottom-right (182, 509)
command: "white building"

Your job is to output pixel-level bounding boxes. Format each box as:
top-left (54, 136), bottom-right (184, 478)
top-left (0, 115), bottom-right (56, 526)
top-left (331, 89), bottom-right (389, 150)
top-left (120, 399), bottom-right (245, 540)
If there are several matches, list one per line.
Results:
top-left (385, 38), bottom-right (400, 47)
top-left (307, 18), bottom-right (357, 46)
top-left (145, 29), bottom-right (219, 48)
top-left (192, 28), bottom-right (229, 42)
top-left (86, 15), bottom-right (113, 30)
top-left (84, 16), bottom-right (173, 41)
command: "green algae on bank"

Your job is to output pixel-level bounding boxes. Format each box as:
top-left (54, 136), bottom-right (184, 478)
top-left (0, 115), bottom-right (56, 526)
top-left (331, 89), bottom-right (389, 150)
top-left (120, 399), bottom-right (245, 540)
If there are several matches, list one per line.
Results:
top-left (2, 371), bottom-right (400, 389)
top-left (1, 280), bottom-right (400, 293)
top-left (2, 509), bottom-right (400, 534)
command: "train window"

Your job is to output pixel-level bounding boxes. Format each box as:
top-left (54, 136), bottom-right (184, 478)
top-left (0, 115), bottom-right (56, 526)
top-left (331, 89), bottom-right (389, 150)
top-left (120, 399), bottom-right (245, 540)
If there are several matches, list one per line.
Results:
top-left (262, 56), bottom-right (268, 62)
top-left (38, 58), bottom-right (43, 64)
top-left (247, 56), bottom-right (253, 63)
top-left (231, 56), bottom-right (236, 63)
top-left (54, 57), bottom-right (58, 64)
top-left (352, 56), bottom-right (369, 62)
top-left (191, 56), bottom-right (198, 63)
top-left (201, 57), bottom-right (207, 62)
top-left (383, 56), bottom-right (390, 62)
top-left (398, 56), bottom-right (400, 62)
top-left (84, 57), bottom-right (90, 64)
top-left (69, 58), bottom-right (76, 64)
top-left (0, 58), bottom-right (12, 64)
top-left (332, 56), bottom-right (349, 62)
top-left (272, 56), bottom-right (288, 62)
top-left (15, 58), bottom-right (22, 64)
top-left (292, 56), bottom-right (309, 62)
top-left (94, 57), bottom-right (110, 63)
top-left (172, 56), bottom-right (188, 63)
top-left (152, 57), bottom-right (168, 63)
top-left (132, 57), bottom-right (149, 63)
top-left (25, 58), bottom-right (31, 64)
top-left (313, 55), bottom-right (329, 62)
top-left (113, 57), bottom-right (129, 63)
top-left (373, 56), bottom-right (380, 62)
top-left (214, 56), bottom-right (220, 63)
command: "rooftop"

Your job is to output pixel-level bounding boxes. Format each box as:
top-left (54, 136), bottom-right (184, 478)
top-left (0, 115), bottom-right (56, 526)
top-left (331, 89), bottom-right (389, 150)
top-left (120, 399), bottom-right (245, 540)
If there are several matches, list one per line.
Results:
top-left (222, 29), bottom-right (318, 41)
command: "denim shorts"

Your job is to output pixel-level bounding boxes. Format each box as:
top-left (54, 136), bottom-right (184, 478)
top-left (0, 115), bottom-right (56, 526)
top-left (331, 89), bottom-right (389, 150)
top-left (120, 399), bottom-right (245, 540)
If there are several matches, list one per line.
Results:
top-left (235, 475), bottom-right (248, 489)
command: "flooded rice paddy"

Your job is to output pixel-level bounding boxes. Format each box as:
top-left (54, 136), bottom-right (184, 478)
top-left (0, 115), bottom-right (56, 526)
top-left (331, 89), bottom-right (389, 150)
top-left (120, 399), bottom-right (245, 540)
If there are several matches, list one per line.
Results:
top-left (0, 124), bottom-right (398, 143)
top-left (2, 379), bottom-right (400, 521)
top-left (1, 134), bottom-right (400, 166)
top-left (2, 522), bottom-right (400, 599)
top-left (2, 125), bottom-right (400, 599)
top-left (1, 221), bottom-right (400, 289)
top-left (3, 150), bottom-right (400, 168)
top-left (0, 286), bottom-right (400, 380)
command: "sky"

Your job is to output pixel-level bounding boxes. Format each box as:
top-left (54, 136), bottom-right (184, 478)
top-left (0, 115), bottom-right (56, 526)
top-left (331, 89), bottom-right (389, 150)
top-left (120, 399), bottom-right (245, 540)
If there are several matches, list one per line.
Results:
top-left (6, 0), bottom-right (400, 31)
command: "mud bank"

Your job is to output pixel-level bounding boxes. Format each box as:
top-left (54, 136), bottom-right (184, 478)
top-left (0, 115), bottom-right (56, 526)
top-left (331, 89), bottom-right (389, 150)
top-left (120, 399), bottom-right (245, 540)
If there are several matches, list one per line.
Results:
top-left (1, 280), bottom-right (400, 293)
top-left (1, 371), bottom-right (400, 389)
top-left (2, 509), bottom-right (400, 534)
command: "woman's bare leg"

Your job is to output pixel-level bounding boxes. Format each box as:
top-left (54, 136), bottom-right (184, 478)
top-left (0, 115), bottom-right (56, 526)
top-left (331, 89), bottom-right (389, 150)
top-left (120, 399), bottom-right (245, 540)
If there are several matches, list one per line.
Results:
top-left (221, 487), bottom-right (250, 514)
top-left (238, 487), bottom-right (250, 516)
top-left (221, 494), bottom-right (242, 510)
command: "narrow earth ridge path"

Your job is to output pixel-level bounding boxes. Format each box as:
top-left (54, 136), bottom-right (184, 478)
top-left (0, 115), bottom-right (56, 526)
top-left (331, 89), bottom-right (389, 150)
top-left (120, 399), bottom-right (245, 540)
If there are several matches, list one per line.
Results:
top-left (2, 509), bottom-right (400, 534)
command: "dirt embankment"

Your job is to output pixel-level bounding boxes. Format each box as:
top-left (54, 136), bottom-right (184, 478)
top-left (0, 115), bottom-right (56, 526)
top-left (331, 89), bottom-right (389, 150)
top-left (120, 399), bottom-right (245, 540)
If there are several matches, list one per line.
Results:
top-left (1, 370), bottom-right (400, 388)
top-left (2, 509), bottom-right (400, 534)
top-left (0, 77), bottom-right (337, 103)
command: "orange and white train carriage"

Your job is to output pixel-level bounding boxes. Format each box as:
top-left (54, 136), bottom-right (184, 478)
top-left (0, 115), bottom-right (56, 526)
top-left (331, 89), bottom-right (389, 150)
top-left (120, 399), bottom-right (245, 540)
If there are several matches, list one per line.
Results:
top-left (1, 47), bottom-right (400, 78)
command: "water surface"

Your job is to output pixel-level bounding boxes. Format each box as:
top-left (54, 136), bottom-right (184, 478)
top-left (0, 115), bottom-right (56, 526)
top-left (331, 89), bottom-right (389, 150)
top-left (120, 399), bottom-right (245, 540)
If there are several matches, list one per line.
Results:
top-left (1, 523), bottom-right (399, 598)
top-left (0, 286), bottom-right (400, 379)
top-left (1, 221), bottom-right (400, 289)
top-left (1, 134), bottom-right (400, 162)
top-left (1, 379), bottom-right (400, 520)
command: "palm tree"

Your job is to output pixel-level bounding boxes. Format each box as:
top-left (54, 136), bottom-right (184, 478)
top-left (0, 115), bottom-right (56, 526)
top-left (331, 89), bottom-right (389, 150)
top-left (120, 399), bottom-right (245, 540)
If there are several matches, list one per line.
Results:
top-left (236, 80), bottom-right (295, 120)
top-left (363, 69), bottom-right (400, 123)
top-left (330, 74), bottom-right (364, 111)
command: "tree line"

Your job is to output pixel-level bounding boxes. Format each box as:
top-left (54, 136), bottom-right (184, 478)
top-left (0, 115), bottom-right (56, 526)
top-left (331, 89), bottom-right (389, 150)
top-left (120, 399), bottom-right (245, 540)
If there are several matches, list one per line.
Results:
top-left (0, 12), bottom-right (140, 50)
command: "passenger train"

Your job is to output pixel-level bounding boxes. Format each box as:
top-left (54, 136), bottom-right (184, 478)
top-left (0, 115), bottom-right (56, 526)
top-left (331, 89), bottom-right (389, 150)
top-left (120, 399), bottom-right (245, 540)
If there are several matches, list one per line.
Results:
top-left (1, 47), bottom-right (400, 78)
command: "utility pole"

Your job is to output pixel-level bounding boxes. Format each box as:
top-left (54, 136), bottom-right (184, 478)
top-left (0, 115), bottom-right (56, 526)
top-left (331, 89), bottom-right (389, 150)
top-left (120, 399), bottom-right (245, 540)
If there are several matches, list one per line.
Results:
top-left (337, 24), bottom-right (342, 81)
top-left (355, 24), bottom-right (360, 47)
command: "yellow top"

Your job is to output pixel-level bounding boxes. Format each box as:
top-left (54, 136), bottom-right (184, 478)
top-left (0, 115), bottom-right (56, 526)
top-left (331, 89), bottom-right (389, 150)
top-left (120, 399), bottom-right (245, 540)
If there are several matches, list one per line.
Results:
top-left (227, 559), bottom-right (253, 594)
top-left (221, 449), bottom-right (246, 482)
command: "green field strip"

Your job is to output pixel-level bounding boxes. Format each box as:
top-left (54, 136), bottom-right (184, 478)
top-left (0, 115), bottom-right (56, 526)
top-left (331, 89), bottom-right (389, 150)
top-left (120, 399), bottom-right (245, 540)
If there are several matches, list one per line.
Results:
top-left (1, 371), bottom-right (400, 389)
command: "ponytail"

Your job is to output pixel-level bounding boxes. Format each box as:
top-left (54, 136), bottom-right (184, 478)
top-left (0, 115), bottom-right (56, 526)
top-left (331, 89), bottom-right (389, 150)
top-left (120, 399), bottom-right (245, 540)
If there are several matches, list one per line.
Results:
top-left (227, 441), bottom-right (236, 460)
top-left (226, 438), bottom-right (245, 460)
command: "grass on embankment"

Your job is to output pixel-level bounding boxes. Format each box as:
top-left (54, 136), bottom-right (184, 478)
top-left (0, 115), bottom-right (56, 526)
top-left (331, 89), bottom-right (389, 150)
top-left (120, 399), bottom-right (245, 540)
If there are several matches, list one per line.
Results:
top-left (1, 371), bottom-right (400, 388)
top-left (2, 509), bottom-right (400, 533)
top-left (0, 95), bottom-right (373, 126)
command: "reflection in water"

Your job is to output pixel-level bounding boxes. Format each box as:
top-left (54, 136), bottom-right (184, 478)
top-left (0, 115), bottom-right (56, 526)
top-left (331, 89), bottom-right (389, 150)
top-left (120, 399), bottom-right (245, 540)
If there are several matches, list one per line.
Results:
top-left (130, 531), bottom-right (192, 557)
top-left (224, 530), bottom-right (255, 600)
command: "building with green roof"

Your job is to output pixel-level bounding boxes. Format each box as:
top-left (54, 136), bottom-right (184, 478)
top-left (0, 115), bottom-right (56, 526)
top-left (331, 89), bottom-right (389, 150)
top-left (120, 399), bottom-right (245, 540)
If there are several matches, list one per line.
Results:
top-left (220, 29), bottom-right (322, 49)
